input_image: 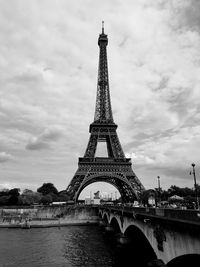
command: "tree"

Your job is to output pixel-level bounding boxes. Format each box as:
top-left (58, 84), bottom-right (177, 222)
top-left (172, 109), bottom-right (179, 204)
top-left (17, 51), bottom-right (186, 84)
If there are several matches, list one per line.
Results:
top-left (167, 185), bottom-right (195, 198)
top-left (41, 194), bottom-right (53, 204)
top-left (139, 189), bottom-right (156, 206)
top-left (22, 189), bottom-right (33, 195)
top-left (19, 190), bottom-right (42, 205)
top-left (8, 195), bottom-right (19, 205)
top-left (0, 195), bottom-right (10, 205)
top-left (37, 183), bottom-right (58, 195)
top-left (58, 191), bottom-right (70, 202)
top-left (8, 188), bottom-right (20, 197)
top-left (8, 188), bottom-right (20, 205)
top-left (0, 189), bottom-right (9, 197)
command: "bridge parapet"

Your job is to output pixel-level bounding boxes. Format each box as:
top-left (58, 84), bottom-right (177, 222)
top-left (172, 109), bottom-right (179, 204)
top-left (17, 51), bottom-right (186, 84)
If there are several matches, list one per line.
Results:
top-left (99, 205), bottom-right (200, 227)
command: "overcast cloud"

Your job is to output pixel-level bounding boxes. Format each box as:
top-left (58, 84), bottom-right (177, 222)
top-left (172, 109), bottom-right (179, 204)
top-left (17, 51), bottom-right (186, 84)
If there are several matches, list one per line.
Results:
top-left (0, 0), bottom-right (200, 196)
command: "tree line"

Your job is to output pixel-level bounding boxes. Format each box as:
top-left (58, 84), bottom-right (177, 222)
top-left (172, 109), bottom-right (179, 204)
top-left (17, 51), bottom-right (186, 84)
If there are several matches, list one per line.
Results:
top-left (0, 183), bottom-right (70, 206)
top-left (140, 184), bottom-right (200, 208)
top-left (0, 183), bottom-right (199, 206)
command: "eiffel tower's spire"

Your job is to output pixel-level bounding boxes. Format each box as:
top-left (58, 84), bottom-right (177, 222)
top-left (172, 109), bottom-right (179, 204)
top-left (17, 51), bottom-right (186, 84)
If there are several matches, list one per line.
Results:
top-left (94, 21), bottom-right (113, 123)
top-left (102, 20), bottom-right (104, 34)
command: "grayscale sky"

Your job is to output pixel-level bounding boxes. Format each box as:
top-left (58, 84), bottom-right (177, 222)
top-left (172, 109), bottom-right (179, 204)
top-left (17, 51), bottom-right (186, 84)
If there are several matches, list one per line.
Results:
top-left (0, 0), bottom-right (200, 197)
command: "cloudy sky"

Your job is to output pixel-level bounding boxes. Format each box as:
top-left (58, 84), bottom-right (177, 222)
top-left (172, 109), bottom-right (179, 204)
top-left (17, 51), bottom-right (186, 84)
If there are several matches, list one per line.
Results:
top-left (0, 0), bottom-right (200, 197)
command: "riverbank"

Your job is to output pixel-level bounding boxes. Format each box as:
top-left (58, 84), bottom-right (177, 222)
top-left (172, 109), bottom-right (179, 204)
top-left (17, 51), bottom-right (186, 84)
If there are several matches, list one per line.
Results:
top-left (0, 205), bottom-right (100, 228)
top-left (0, 218), bottom-right (99, 228)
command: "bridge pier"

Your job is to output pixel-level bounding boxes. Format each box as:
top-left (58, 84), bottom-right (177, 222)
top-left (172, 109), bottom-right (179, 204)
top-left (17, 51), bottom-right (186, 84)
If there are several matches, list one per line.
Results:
top-left (117, 233), bottom-right (130, 245)
top-left (147, 259), bottom-right (166, 267)
top-left (99, 219), bottom-right (107, 227)
top-left (105, 224), bottom-right (115, 232)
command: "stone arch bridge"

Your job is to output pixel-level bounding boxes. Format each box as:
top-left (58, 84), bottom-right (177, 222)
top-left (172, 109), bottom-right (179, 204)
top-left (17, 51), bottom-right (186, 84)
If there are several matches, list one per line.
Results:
top-left (98, 205), bottom-right (200, 266)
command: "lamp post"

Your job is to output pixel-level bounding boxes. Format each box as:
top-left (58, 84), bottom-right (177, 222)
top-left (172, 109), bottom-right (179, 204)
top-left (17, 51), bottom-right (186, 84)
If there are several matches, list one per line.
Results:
top-left (157, 176), bottom-right (161, 207)
top-left (191, 163), bottom-right (199, 210)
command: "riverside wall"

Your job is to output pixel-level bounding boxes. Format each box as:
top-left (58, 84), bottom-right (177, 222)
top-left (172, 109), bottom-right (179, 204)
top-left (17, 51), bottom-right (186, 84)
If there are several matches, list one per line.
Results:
top-left (0, 205), bottom-right (99, 227)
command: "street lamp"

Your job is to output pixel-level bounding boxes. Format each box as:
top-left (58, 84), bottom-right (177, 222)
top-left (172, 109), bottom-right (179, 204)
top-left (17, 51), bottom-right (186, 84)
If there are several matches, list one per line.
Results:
top-left (157, 176), bottom-right (161, 207)
top-left (191, 163), bottom-right (199, 210)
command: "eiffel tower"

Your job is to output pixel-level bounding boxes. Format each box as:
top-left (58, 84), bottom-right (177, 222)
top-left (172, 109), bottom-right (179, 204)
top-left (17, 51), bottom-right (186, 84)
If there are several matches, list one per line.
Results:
top-left (66, 23), bottom-right (145, 202)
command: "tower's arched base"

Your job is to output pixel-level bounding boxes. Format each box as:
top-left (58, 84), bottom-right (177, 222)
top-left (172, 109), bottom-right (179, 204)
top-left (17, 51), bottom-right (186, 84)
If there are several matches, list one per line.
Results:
top-left (66, 157), bottom-right (144, 203)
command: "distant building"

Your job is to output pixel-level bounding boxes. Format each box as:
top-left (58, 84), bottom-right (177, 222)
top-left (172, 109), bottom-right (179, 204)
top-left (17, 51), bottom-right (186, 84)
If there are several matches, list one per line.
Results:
top-left (51, 202), bottom-right (66, 206)
top-left (168, 195), bottom-right (184, 201)
top-left (85, 197), bottom-right (93, 205)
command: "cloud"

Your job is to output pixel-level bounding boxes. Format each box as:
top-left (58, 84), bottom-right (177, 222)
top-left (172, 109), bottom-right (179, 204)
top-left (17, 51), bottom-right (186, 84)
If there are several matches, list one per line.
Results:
top-left (0, 152), bottom-right (13, 163)
top-left (26, 126), bottom-right (64, 150)
top-left (126, 125), bottom-right (200, 186)
top-left (0, 0), bottom-right (199, 192)
top-left (0, 183), bottom-right (12, 190)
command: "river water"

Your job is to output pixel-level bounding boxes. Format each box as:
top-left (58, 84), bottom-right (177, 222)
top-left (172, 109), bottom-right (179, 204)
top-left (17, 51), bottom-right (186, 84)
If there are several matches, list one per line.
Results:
top-left (0, 225), bottom-right (137, 267)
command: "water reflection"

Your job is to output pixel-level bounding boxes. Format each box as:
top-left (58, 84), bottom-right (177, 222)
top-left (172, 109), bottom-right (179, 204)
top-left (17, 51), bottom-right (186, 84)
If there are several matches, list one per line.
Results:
top-left (62, 226), bottom-right (113, 266)
top-left (0, 226), bottom-right (150, 267)
top-left (0, 226), bottom-right (113, 266)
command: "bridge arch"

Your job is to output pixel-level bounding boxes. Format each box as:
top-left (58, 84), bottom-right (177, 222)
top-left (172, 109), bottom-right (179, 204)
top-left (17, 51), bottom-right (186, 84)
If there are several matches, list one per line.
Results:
top-left (167, 254), bottom-right (200, 266)
top-left (110, 216), bottom-right (121, 233)
top-left (123, 224), bottom-right (157, 265)
top-left (75, 174), bottom-right (138, 202)
top-left (102, 213), bottom-right (109, 225)
top-left (99, 207), bottom-right (200, 265)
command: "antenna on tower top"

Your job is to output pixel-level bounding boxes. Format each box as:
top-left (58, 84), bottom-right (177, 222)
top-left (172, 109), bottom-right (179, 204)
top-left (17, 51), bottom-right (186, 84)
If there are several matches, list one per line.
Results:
top-left (102, 21), bottom-right (104, 34)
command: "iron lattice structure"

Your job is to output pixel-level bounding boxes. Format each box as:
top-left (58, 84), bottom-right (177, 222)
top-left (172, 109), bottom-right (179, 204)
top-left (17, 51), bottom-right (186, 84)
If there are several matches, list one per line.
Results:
top-left (66, 25), bottom-right (145, 202)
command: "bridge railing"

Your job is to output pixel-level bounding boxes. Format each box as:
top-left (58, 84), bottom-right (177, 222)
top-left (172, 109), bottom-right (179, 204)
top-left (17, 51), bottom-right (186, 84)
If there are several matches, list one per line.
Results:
top-left (99, 205), bottom-right (200, 224)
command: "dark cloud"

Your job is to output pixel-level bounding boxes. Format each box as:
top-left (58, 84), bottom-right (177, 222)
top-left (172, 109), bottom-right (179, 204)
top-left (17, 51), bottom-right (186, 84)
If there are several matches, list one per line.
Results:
top-left (0, 152), bottom-right (13, 163)
top-left (152, 76), bottom-right (169, 92)
top-left (119, 36), bottom-right (128, 47)
top-left (26, 140), bottom-right (50, 150)
top-left (140, 163), bottom-right (192, 184)
top-left (11, 72), bottom-right (44, 85)
top-left (26, 127), bottom-right (64, 150)
top-left (180, 0), bottom-right (200, 31)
